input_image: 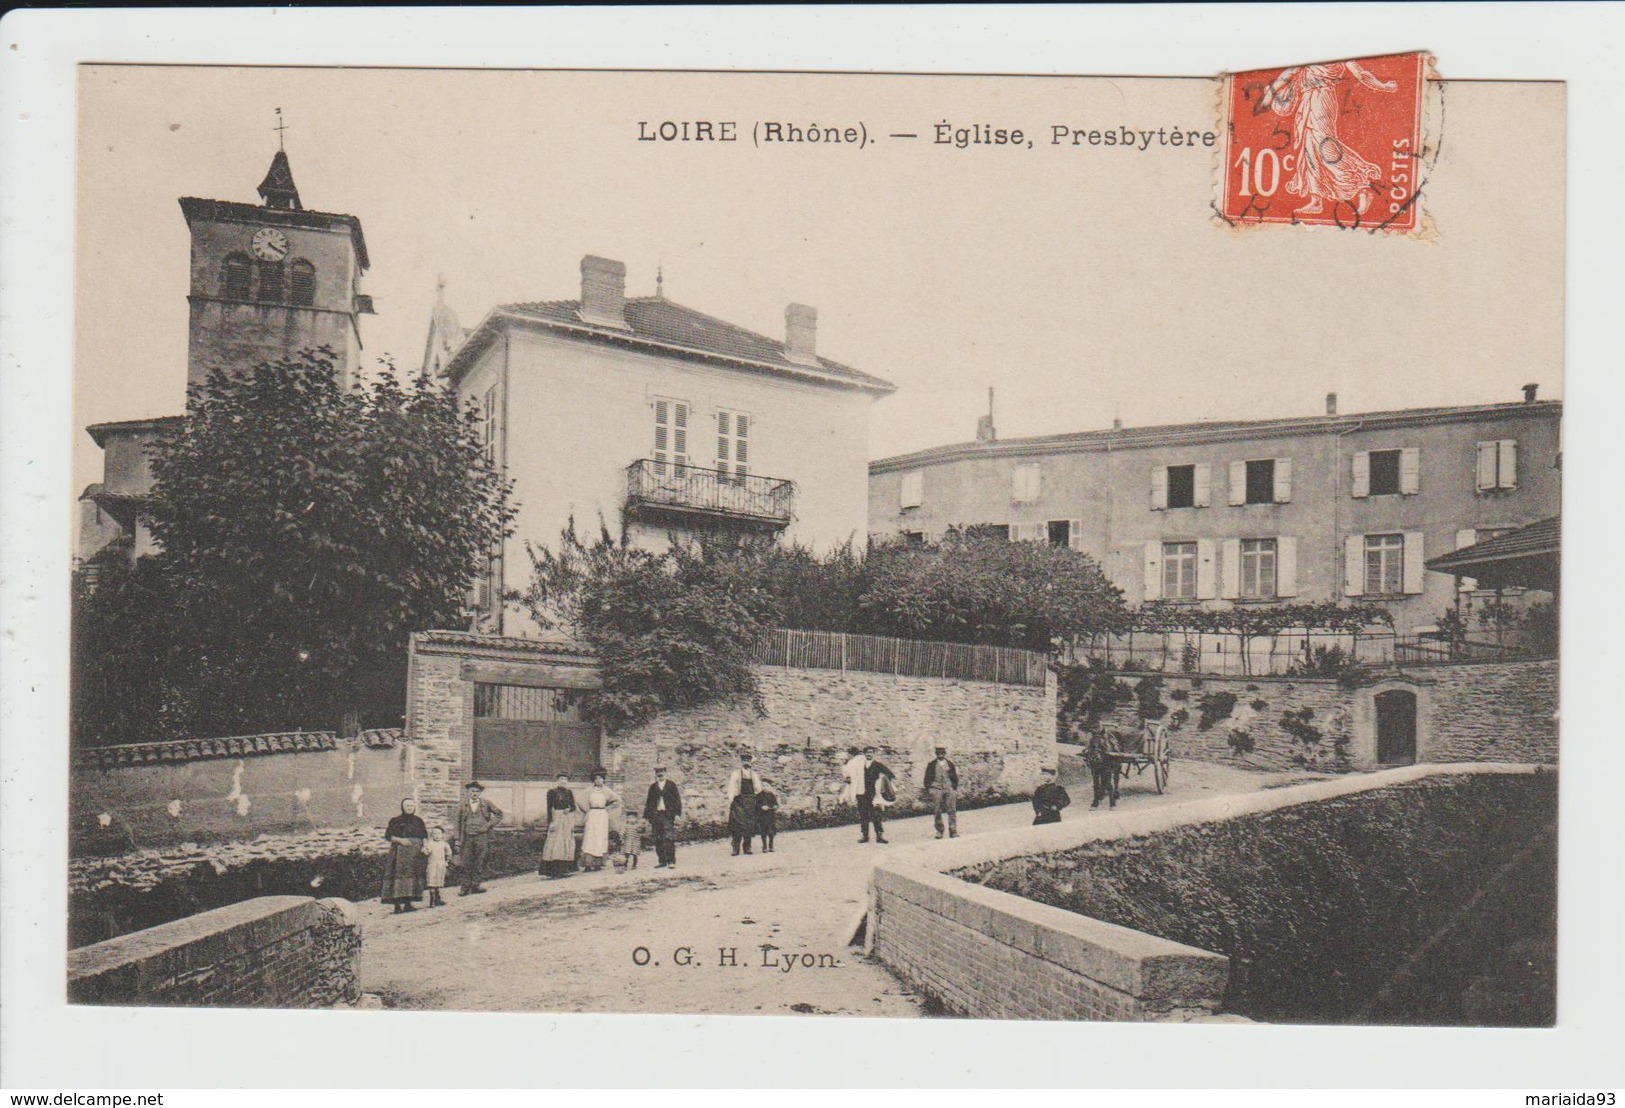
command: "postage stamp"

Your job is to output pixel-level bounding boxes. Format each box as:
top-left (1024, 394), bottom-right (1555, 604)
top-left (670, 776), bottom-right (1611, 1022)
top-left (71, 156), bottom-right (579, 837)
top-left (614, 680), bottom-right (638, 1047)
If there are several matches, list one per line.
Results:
top-left (1220, 52), bottom-right (1429, 232)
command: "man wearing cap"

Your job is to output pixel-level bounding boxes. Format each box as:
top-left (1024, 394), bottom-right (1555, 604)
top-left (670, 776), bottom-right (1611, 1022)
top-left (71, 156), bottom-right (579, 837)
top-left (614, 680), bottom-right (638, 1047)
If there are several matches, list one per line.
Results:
top-left (454, 781), bottom-right (503, 895)
top-left (643, 765), bottom-right (682, 868)
top-left (921, 745), bottom-right (960, 839)
top-left (725, 752), bottom-right (765, 856)
top-left (857, 747), bottom-right (896, 844)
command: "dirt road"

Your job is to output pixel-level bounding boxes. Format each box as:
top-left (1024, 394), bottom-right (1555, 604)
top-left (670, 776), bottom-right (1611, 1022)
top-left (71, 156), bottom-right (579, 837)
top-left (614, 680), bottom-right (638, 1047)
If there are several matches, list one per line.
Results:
top-left (357, 759), bottom-right (1318, 1016)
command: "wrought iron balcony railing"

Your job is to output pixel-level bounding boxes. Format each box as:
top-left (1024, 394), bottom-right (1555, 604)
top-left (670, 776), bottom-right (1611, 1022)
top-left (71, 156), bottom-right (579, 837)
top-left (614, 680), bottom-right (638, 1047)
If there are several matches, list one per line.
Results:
top-left (624, 459), bottom-right (794, 529)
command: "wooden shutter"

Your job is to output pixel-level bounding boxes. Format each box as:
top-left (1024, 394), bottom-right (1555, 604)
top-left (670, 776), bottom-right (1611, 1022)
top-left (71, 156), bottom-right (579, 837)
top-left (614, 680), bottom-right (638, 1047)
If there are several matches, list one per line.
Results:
top-left (1196, 539), bottom-right (1218, 600)
top-left (1497, 440), bottom-right (1518, 489)
top-left (1351, 451), bottom-right (1371, 498)
top-left (673, 403), bottom-right (688, 465)
top-left (1344, 535), bottom-right (1365, 597)
top-left (1476, 441), bottom-right (1498, 490)
top-left (1228, 460), bottom-right (1247, 506)
top-left (1399, 447), bottom-right (1421, 494)
top-left (1402, 531), bottom-right (1426, 594)
top-left (1151, 465), bottom-right (1168, 510)
top-left (734, 413), bottom-right (749, 478)
top-left (653, 400), bottom-right (670, 470)
top-left (1274, 458), bottom-right (1293, 503)
top-left (1219, 538), bottom-right (1241, 599)
top-left (900, 472), bottom-right (923, 509)
top-left (1277, 536), bottom-right (1299, 597)
top-left (1143, 542), bottom-right (1163, 601)
top-left (1194, 463), bottom-right (1212, 508)
top-left (716, 411), bottom-right (730, 471)
top-left (1068, 519), bottom-right (1084, 552)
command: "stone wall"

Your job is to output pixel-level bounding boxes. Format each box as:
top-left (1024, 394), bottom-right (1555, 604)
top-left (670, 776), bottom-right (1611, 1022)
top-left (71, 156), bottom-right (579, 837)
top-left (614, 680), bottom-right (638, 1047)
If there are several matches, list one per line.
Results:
top-left (408, 630), bottom-right (1058, 831)
top-left (1093, 673), bottom-right (1356, 772)
top-left (1088, 659), bottom-right (1559, 773)
top-left (870, 865), bottom-right (1228, 1021)
top-left (68, 895), bottom-right (362, 1008)
top-left (71, 743), bottom-right (417, 857)
top-left (1422, 659), bottom-right (1558, 763)
top-left (608, 667), bottom-right (1058, 824)
top-left (867, 764), bottom-right (1553, 1025)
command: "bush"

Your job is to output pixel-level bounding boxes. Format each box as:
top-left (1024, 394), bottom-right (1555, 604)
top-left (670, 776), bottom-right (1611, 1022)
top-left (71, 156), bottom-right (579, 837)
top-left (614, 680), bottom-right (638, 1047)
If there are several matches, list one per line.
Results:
top-left (1135, 676), bottom-right (1169, 721)
top-left (1057, 662), bottom-right (1134, 740)
top-left (1197, 691), bottom-right (1238, 731)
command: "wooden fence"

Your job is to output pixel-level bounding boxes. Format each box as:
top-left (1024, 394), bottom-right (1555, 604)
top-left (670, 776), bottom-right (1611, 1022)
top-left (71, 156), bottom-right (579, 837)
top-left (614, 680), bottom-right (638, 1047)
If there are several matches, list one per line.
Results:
top-left (754, 628), bottom-right (1050, 688)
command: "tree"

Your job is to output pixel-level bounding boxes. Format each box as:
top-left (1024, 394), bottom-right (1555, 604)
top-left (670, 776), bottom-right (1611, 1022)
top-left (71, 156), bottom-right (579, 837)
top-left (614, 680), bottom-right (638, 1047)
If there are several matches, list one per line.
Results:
top-left (856, 532), bottom-right (1129, 650)
top-left (75, 349), bottom-right (514, 744)
top-left (518, 522), bottom-right (771, 732)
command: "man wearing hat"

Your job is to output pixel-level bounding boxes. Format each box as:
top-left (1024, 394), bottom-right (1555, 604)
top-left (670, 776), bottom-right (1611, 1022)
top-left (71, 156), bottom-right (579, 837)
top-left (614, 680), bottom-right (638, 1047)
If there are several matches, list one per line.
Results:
top-left (921, 745), bottom-right (960, 839)
top-left (643, 765), bottom-right (683, 868)
top-left (454, 781), bottom-right (503, 895)
top-left (857, 747), bottom-right (896, 844)
top-left (725, 752), bottom-right (765, 856)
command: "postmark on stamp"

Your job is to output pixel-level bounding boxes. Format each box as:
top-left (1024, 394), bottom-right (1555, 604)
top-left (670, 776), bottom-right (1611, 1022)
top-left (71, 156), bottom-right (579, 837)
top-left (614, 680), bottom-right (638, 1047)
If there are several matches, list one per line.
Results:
top-left (1220, 52), bottom-right (1430, 232)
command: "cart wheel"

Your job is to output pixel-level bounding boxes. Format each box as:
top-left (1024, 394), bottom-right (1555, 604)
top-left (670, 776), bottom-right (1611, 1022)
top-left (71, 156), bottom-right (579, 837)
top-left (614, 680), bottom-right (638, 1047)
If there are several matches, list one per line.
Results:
top-left (1153, 756), bottom-right (1167, 794)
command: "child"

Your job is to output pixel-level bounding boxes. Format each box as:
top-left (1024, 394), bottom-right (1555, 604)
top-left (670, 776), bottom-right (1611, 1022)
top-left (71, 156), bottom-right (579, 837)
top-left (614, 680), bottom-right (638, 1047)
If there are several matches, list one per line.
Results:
top-left (755, 776), bottom-right (780, 854)
top-left (619, 814), bottom-right (643, 871)
top-left (422, 825), bottom-right (452, 907)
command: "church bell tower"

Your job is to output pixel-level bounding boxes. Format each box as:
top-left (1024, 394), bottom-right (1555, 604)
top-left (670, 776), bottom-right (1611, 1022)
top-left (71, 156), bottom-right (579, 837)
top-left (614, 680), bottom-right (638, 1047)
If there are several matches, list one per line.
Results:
top-left (179, 139), bottom-right (373, 391)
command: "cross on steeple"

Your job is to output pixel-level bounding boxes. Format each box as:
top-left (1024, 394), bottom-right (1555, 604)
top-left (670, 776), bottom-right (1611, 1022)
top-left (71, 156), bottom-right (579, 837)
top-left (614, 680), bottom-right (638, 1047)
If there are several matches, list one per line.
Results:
top-left (274, 108), bottom-right (289, 151)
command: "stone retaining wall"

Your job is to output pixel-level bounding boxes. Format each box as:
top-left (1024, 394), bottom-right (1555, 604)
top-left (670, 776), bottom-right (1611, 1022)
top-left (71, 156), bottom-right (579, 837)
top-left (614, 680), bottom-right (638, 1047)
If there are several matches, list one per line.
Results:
top-left (1422, 659), bottom-right (1558, 763)
top-left (870, 865), bottom-right (1228, 1021)
top-left (68, 895), bottom-right (362, 1008)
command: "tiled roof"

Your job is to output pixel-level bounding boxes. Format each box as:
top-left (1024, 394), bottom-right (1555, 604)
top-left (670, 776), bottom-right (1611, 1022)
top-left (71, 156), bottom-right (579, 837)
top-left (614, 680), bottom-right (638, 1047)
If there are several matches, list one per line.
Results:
top-left (1427, 516), bottom-right (1561, 573)
top-left (77, 728), bottom-right (405, 769)
top-left (871, 400), bottom-right (1563, 472)
top-left (446, 296), bottom-right (895, 395)
top-left (81, 731), bottom-right (337, 769)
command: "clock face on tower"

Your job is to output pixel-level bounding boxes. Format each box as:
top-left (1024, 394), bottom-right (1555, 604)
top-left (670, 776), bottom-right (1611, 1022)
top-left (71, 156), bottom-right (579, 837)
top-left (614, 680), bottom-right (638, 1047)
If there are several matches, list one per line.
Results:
top-left (250, 227), bottom-right (289, 261)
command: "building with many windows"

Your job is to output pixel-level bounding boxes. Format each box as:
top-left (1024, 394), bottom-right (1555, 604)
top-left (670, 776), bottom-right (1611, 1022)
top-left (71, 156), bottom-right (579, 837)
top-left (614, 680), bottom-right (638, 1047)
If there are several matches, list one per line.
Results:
top-left (869, 388), bottom-right (1561, 634)
top-left (433, 255), bottom-right (896, 634)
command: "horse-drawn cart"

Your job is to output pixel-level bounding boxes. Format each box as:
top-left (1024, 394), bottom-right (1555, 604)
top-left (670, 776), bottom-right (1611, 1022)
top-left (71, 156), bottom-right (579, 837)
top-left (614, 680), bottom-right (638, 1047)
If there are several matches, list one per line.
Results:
top-left (1103, 719), bottom-right (1172, 794)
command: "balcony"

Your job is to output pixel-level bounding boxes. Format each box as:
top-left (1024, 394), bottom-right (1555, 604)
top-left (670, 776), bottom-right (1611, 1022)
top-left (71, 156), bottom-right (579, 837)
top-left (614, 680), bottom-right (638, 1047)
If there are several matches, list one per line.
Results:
top-left (624, 459), bottom-right (794, 531)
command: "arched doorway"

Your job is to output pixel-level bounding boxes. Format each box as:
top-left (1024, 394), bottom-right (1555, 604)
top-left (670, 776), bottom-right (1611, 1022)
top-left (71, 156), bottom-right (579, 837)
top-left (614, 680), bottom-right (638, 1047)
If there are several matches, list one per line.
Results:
top-left (1375, 689), bottom-right (1418, 765)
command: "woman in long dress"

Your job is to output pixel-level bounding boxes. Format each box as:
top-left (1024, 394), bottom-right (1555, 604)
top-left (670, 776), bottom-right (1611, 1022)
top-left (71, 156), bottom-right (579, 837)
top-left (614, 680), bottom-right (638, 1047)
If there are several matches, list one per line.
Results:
top-left (577, 769), bottom-right (621, 872)
top-left (380, 798), bottom-right (428, 913)
top-left (539, 772), bottom-right (578, 878)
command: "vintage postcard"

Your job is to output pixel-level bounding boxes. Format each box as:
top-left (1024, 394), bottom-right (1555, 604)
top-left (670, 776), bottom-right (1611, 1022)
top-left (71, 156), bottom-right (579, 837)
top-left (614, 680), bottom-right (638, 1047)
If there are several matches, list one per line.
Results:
top-left (59, 56), bottom-right (1564, 1034)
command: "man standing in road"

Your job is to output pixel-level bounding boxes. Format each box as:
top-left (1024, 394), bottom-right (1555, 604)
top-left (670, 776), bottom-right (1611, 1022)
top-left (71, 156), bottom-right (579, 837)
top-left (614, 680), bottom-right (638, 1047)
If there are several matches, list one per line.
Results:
top-left (922, 744), bottom-right (960, 839)
top-left (1031, 766), bottom-right (1072, 825)
top-left (644, 765), bottom-right (682, 868)
top-left (858, 746), bottom-right (896, 844)
top-left (454, 781), bottom-right (503, 895)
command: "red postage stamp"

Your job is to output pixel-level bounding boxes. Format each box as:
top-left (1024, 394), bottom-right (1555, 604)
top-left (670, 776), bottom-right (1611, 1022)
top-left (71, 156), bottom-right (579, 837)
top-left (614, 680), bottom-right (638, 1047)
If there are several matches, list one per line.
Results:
top-left (1221, 52), bottom-right (1428, 232)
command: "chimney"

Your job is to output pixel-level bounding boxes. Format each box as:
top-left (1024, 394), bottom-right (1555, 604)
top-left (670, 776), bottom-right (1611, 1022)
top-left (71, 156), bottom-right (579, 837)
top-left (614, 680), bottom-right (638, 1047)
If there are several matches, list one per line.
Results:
top-left (1112, 417), bottom-right (1123, 431)
top-left (976, 387), bottom-right (997, 443)
top-left (785, 303), bottom-right (818, 366)
top-left (578, 255), bottom-right (628, 328)
top-left (1326, 392), bottom-right (1339, 415)
top-left (1522, 382), bottom-right (1539, 404)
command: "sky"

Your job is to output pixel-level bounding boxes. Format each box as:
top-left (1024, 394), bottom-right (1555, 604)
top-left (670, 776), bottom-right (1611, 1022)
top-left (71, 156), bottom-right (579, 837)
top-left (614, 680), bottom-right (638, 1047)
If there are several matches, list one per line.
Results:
top-left (73, 66), bottom-right (1565, 493)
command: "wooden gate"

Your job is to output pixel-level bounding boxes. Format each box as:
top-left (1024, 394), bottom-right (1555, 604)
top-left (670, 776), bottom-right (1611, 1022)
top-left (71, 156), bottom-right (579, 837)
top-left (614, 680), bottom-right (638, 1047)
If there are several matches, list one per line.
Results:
top-left (472, 682), bottom-right (601, 781)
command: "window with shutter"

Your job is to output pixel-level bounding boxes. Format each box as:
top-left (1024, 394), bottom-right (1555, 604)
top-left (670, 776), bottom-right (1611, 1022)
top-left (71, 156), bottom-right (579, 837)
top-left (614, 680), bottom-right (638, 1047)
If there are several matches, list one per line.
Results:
top-left (1496, 440), bottom-right (1518, 489)
top-left (1364, 534), bottom-right (1404, 596)
top-left (1402, 531), bottom-right (1427, 594)
top-left (1165, 464), bottom-right (1196, 509)
top-left (1151, 465), bottom-right (1169, 510)
top-left (222, 254), bottom-right (252, 300)
top-left (289, 260), bottom-right (316, 306)
top-left (1012, 464), bottom-right (1041, 503)
top-left (652, 399), bottom-right (690, 476)
top-left (1368, 449), bottom-right (1402, 496)
top-left (899, 472), bottom-right (923, 510)
top-left (1240, 538), bottom-right (1278, 598)
top-left (1399, 447), bottom-right (1421, 494)
top-left (1351, 451), bottom-right (1371, 498)
top-left (1162, 541), bottom-right (1198, 599)
top-left (717, 409), bottom-right (749, 483)
top-left (1193, 464), bottom-right (1212, 508)
top-left (1067, 519), bottom-right (1084, 552)
top-left (1244, 459), bottom-right (1276, 504)
top-left (480, 385), bottom-right (500, 468)
top-left (1273, 458), bottom-right (1292, 503)
top-left (254, 260), bottom-right (284, 304)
